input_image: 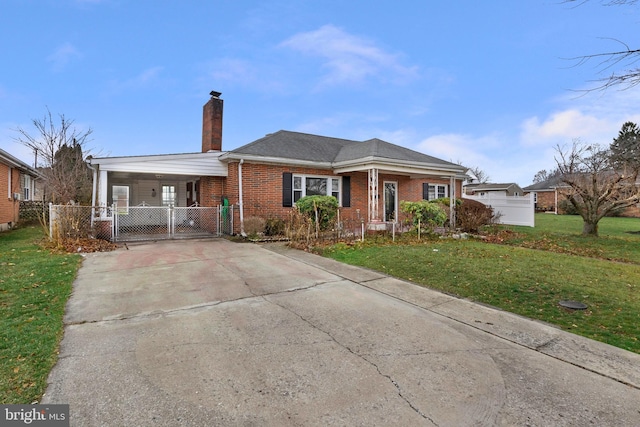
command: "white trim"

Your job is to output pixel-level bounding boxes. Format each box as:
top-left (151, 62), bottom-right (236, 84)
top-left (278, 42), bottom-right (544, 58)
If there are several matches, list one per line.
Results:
top-left (221, 153), bottom-right (333, 169)
top-left (91, 152), bottom-right (228, 176)
top-left (292, 174), bottom-right (342, 205)
top-left (427, 183), bottom-right (449, 200)
top-left (333, 156), bottom-right (464, 175)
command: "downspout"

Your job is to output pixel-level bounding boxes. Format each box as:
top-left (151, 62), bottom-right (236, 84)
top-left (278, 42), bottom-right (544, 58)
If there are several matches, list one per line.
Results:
top-left (88, 162), bottom-right (97, 208)
top-left (238, 159), bottom-right (246, 236)
top-left (87, 162), bottom-right (98, 227)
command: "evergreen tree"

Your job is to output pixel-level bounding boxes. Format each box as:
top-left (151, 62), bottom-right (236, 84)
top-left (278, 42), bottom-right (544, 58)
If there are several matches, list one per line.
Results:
top-left (610, 121), bottom-right (640, 171)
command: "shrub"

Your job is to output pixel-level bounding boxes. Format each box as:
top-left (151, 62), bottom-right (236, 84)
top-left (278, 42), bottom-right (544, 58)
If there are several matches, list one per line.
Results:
top-left (264, 217), bottom-right (286, 236)
top-left (243, 216), bottom-right (265, 237)
top-left (400, 200), bottom-right (447, 232)
top-left (295, 195), bottom-right (338, 231)
top-left (558, 199), bottom-right (579, 215)
top-left (456, 199), bottom-right (494, 232)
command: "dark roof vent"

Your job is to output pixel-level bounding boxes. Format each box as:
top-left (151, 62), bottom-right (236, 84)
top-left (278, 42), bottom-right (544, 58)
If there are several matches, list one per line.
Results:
top-left (210, 90), bottom-right (222, 99)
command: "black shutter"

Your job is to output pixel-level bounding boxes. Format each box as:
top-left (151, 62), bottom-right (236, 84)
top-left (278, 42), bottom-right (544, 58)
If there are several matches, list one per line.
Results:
top-left (283, 172), bottom-right (293, 207)
top-left (342, 176), bottom-right (351, 207)
top-left (423, 183), bottom-right (429, 200)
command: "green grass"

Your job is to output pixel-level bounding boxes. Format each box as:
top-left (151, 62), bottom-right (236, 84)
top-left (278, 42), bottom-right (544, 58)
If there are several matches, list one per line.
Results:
top-left (0, 226), bottom-right (81, 403)
top-left (503, 214), bottom-right (640, 264)
top-left (323, 214), bottom-right (640, 354)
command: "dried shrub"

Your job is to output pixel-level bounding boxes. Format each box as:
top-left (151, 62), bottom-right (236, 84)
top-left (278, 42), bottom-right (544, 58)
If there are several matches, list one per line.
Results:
top-left (285, 209), bottom-right (313, 242)
top-left (243, 216), bottom-right (265, 236)
top-left (456, 199), bottom-right (494, 232)
top-left (264, 217), bottom-right (286, 236)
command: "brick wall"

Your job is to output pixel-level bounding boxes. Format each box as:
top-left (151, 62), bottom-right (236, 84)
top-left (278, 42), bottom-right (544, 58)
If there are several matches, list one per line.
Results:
top-left (219, 161), bottom-right (463, 233)
top-left (0, 164), bottom-right (21, 229)
top-left (533, 190), bottom-right (556, 212)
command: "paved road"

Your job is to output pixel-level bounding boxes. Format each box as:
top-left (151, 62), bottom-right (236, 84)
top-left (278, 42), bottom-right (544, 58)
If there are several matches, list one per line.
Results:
top-left (42, 239), bottom-right (640, 426)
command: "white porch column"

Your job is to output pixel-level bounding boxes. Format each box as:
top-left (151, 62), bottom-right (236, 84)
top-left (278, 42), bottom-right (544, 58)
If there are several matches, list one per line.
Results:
top-left (98, 169), bottom-right (108, 207)
top-left (368, 168), bottom-right (379, 222)
top-left (449, 175), bottom-right (456, 228)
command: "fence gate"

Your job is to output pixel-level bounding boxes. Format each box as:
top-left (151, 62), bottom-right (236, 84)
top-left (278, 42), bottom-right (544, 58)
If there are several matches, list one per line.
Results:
top-left (113, 205), bottom-right (233, 242)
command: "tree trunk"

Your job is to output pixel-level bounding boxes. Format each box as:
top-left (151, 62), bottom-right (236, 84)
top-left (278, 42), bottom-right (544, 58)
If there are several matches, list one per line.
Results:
top-left (582, 220), bottom-right (598, 236)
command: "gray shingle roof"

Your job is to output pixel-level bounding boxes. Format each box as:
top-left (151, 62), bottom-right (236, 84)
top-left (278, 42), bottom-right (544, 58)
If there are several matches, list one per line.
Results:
top-left (523, 176), bottom-right (565, 191)
top-left (230, 130), bottom-right (463, 170)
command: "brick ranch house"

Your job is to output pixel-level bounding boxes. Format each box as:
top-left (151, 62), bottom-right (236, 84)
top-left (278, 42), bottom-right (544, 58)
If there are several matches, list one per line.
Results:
top-left (89, 93), bottom-right (468, 235)
top-left (0, 148), bottom-right (40, 231)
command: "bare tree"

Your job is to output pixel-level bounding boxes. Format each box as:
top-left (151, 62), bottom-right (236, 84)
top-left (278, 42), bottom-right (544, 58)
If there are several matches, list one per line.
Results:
top-left (532, 168), bottom-right (561, 184)
top-left (466, 166), bottom-right (491, 183)
top-left (554, 139), bottom-right (640, 236)
top-left (563, 0), bottom-right (640, 90)
top-left (13, 109), bottom-right (93, 204)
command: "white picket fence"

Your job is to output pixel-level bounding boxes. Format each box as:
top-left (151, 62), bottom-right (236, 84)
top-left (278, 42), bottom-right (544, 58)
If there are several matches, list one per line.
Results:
top-left (462, 193), bottom-right (535, 227)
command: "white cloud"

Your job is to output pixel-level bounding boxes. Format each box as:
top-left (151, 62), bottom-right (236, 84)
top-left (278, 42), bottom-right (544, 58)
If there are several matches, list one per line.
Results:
top-left (107, 67), bottom-right (166, 94)
top-left (280, 24), bottom-right (418, 87)
top-left (417, 133), bottom-right (497, 166)
top-left (520, 109), bottom-right (614, 147)
top-left (47, 43), bottom-right (81, 71)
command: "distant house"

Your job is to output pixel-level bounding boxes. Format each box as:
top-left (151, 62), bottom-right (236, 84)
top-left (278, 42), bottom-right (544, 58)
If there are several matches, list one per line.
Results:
top-left (0, 148), bottom-right (40, 231)
top-left (523, 176), bottom-right (640, 217)
top-left (89, 93), bottom-right (469, 237)
top-left (523, 178), bottom-right (564, 213)
top-left (463, 182), bottom-right (524, 197)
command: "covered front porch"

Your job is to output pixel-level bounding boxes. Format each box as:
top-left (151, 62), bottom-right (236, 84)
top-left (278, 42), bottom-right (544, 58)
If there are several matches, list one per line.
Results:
top-left (334, 161), bottom-right (463, 231)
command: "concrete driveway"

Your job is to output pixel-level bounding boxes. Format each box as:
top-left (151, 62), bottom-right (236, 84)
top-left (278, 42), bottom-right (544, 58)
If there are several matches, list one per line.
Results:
top-left (42, 239), bottom-right (640, 426)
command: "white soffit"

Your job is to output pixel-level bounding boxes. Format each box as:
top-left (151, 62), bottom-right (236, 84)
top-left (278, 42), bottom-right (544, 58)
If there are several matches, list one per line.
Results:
top-left (91, 152), bottom-right (228, 176)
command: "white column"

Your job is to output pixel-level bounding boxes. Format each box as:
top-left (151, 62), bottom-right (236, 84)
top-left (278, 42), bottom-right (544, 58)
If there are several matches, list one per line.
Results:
top-left (449, 175), bottom-right (456, 228)
top-left (368, 168), bottom-right (379, 222)
top-left (98, 170), bottom-right (108, 207)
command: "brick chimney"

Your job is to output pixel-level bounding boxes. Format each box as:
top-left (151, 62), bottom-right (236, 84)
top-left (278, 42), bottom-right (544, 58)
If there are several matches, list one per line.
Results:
top-left (202, 91), bottom-right (223, 152)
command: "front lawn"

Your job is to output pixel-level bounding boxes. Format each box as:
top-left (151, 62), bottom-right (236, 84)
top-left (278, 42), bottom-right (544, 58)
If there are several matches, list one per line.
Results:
top-left (0, 226), bottom-right (80, 403)
top-left (323, 214), bottom-right (640, 354)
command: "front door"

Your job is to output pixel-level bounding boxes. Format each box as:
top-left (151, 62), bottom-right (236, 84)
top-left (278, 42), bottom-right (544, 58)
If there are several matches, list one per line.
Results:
top-left (384, 181), bottom-right (397, 222)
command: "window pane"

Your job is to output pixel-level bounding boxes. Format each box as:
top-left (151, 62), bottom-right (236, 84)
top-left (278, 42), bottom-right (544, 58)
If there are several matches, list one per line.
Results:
top-left (294, 190), bottom-right (302, 202)
top-left (293, 176), bottom-right (302, 190)
top-left (438, 185), bottom-right (446, 198)
top-left (305, 178), bottom-right (326, 196)
top-left (428, 185), bottom-right (436, 200)
top-left (113, 185), bottom-right (129, 213)
top-left (162, 185), bottom-right (176, 206)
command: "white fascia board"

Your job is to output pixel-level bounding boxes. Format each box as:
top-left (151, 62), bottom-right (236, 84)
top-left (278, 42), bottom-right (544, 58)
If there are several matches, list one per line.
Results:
top-left (91, 152), bottom-right (228, 176)
top-left (220, 153), bottom-right (333, 169)
top-left (332, 159), bottom-right (462, 177)
top-left (0, 150), bottom-right (38, 175)
top-left (332, 156), bottom-right (465, 175)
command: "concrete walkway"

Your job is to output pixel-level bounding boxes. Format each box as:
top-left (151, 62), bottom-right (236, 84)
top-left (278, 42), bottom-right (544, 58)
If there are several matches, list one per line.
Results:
top-left (42, 239), bottom-right (640, 426)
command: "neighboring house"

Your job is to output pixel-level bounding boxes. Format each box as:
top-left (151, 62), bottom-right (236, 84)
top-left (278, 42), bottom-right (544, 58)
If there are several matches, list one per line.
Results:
top-left (463, 182), bottom-right (524, 197)
top-left (523, 176), bottom-right (640, 217)
top-left (523, 177), bottom-right (564, 213)
top-left (0, 148), bottom-right (40, 231)
top-left (89, 93), bottom-right (468, 235)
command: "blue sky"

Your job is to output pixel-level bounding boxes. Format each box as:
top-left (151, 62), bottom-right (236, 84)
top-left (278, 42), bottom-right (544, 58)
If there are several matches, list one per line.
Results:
top-left (2, 0), bottom-right (640, 186)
